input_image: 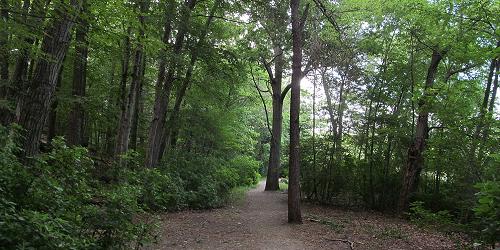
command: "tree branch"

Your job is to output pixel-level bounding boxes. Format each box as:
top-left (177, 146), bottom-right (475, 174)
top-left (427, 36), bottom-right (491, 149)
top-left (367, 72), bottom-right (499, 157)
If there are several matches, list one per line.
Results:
top-left (251, 67), bottom-right (272, 135)
top-left (281, 84), bottom-right (292, 103)
top-left (445, 63), bottom-right (481, 82)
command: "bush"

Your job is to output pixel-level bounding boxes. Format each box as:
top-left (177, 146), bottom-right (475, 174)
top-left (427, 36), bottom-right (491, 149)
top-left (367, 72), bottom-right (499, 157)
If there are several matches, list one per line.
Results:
top-left (473, 181), bottom-right (500, 247)
top-left (139, 169), bottom-right (186, 211)
top-left (409, 201), bottom-right (460, 232)
top-left (230, 155), bottom-right (261, 186)
top-left (0, 127), bottom-right (156, 249)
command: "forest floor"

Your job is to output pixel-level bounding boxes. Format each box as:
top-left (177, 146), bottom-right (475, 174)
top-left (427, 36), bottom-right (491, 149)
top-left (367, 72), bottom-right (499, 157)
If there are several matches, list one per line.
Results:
top-left (147, 181), bottom-right (467, 249)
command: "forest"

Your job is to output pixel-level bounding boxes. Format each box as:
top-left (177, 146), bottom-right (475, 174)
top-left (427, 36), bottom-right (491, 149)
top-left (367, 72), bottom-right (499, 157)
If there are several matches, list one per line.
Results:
top-left (0, 0), bottom-right (498, 249)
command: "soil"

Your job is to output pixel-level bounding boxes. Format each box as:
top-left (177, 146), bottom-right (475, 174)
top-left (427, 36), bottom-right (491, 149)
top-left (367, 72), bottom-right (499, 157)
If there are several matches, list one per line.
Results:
top-left (148, 181), bottom-right (466, 249)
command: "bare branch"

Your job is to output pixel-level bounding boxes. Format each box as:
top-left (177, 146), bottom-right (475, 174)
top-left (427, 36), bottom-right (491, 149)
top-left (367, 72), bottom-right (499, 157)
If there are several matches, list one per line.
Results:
top-left (445, 63), bottom-right (481, 82)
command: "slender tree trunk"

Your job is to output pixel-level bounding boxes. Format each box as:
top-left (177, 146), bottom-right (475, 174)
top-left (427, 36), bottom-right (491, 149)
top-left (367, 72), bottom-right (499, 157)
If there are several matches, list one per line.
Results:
top-left (155, 0), bottom-right (176, 96)
top-left (130, 54), bottom-right (146, 150)
top-left (398, 49), bottom-right (445, 214)
top-left (311, 72), bottom-right (318, 199)
top-left (115, 0), bottom-right (148, 157)
top-left (18, 0), bottom-right (82, 157)
top-left (0, 0), bottom-right (9, 95)
top-left (47, 68), bottom-right (63, 142)
top-left (288, 0), bottom-right (307, 223)
top-left (145, 0), bottom-right (197, 168)
top-left (161, 0), bottom-right (220, 158)
top-left (321, 68), bottom-right (338, 147)
top-left (335, 75), bottom-right (345, 157)
top-left (67, 0), bottom-right (89, 146)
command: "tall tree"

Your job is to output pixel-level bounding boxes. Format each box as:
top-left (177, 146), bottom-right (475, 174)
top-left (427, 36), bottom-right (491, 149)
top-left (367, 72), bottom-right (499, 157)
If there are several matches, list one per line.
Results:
top-left (398, 49), bottom-right (446, 214)
top-left (161, 0), bottom-right (222, 156)
top-left (67, 0), bottom-right (90, 146)
top-left (145, 0), bottom-right (197, 168)
top-left (288, 0), bottom-right (308, 223)
top-left (115, 0), bottom-right (149, 157)
top-left (18, 0), bottom-right (83, 157)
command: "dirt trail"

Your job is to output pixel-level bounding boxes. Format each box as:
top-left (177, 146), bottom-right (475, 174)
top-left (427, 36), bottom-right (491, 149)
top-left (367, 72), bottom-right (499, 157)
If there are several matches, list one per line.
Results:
top-left (149, 181), bottom-right (464, 249)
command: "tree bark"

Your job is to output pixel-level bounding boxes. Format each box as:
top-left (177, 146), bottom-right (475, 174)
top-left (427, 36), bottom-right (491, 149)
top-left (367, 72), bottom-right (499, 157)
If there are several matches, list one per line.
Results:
top-left (398, 49), bottom-right (445, 214)
top-left (18, 0), bottom-right (82, 157)
top-left (130, 54), bottom-right (146, 150)
top-left (0, 0), bottom-right (8, 94)
top-left (161, 0), bottom-right (220, 158)
top-left (265, 46), bottom-right (284, 191)
top-left (321, 68), bottom-right (338, 150)
top-left (11, 0), bottom-right (51, 122)
top-left (145, 0), bottom-right (197, 168)
top-left (66, 0), bottom-right (89, 146)
top-left (288, 0), bottom-right (307, 223)
top-left (47, 67), bottom-right (63, 142)
top-left (115, 0), bottom-right (148, 157)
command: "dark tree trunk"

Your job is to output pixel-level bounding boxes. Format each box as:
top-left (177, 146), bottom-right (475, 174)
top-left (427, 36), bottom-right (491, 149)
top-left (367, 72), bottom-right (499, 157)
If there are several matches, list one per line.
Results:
top-left (154, 0), bottom-right (176, 96)
top-left (145, 0), bottom-right (197, 168)
top-left (47, 68), bottom-right (63, 142)
top-left (161, 0), bottom-right (220, 158)
top-left (115, 0), bottom-right (148, 157)
top-left (130, 54), bottom-right (146, 150)
top-left (11, 0), bottom-right (51, 122)
top-left (288, 0), bottom-right (307, 224)
top-left (18, 0), bottom-right (82, 157)
top-left (265, 46), bottom-right (284, 191)
top-left (0, 0), bottom-right (8, 93)
top-left (398, 49), bottom-right (444, 214)
top-left (66, 0), bottom-right (89, 146)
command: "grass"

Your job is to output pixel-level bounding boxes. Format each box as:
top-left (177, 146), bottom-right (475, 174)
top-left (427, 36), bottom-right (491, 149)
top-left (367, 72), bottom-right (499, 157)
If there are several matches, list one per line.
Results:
top-left (378, 227), bottom-right (409, 240)
top-left (279, 182), bottom-right (288, 191)
top-left (227, 182), bottom-right (259, 205)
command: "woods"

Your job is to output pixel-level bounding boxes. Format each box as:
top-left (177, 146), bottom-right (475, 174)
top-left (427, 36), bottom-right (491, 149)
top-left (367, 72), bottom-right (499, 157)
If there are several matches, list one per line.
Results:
top-left (0, 0), bottom-right (498, 249)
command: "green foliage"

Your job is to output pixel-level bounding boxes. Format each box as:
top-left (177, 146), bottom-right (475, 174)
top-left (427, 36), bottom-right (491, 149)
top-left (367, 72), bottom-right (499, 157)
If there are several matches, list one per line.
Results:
top-left (409, 201), bottom-right (459, 233)
top-left (473, 181), bottom-right (500, 246)
top-left (230, 155), bottom-right (261, 186)
top-left (0, 127), bottom-right (156, 249)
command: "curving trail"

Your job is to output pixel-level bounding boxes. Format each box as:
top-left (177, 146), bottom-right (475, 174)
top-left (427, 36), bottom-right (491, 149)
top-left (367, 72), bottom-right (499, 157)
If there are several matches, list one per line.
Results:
top-left (149, 181), bottom-right (463, 250)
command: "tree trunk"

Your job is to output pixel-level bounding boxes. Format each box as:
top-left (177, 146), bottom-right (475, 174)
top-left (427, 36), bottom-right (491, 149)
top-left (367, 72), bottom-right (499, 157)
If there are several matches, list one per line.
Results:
top-left (265, 46), bottom-right (284, 191)
top-left (161, 0), bottom-right (220, 158)
top-left (398, 49), bottom-right (444, 214)
top-left (335, 75), bottom-right (345, 156)
top-left (288, 0), bottom-right (307, 223)
top-left (0, 0), bottom-right (9, 95)
top-left (145, 0), bottom-right (197, 168)
top-left (115, 0), bottom-right (148, 157)
top-left (66, 0), bottom-right (89, 146)
top-left (12, 0), bottom-right (51, 121)
top-left (130, 54), bottom-right (146, 150)
top-left (18, 0), bottom-right (82, 157)
top-left (47, 68), bottom-right (63, 142)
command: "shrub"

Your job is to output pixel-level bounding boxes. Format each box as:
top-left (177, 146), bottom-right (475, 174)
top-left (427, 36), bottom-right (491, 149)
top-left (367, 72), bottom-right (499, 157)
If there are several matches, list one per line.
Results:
top-left (409, 201), bottom-right (459, 232)
top-left (0, 127), bottom-right (156, 249)
top-left (139, 169), bottom-right (186, 211)
top-left (230, 155), bottom-right (261, 186)
top-left (473, 181), bottom-right (500, 247)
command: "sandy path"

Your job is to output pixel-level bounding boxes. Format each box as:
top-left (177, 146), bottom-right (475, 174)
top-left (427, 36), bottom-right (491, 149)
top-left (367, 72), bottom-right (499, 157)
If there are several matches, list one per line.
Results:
top-left (148, 181), bottom-right (464, 250)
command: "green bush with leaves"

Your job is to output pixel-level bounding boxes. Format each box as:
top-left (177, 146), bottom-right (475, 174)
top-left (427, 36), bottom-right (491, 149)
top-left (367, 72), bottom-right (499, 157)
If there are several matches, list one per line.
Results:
top-left (473, 181), bottom-right (500, 247)
top-left (230, 155), bottom-right (261, 186)
top-left (0, 127), bottom-right (156, 249)
top-left (408, 201), bottom-right (460, 232)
